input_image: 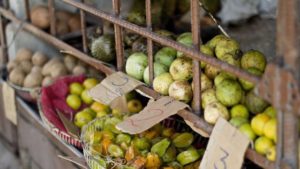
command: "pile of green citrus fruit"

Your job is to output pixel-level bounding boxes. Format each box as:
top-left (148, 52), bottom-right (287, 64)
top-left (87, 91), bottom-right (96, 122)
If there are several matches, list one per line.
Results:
top-left (66, 78), bottom-right (145, 129)
top-left (65, 78), bottom-right (106, 129)
top-left (230, 105), bottom-right (276, 161)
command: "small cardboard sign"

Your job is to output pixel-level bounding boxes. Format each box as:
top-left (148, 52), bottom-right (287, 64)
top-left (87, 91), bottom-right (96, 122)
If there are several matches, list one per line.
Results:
top-left (88, 72), bottom-right (143, 105)
top-left (2, 82), bottom-right (17, 125)
top-left (200, 118), bottom-right (250, 169)
top-left (117, 97), bottom-right (189, 134)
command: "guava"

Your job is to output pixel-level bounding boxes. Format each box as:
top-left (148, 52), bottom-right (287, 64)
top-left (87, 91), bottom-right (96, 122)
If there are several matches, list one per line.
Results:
top-left (170, 57), bottom-right (193, 81)
top-left (216, 79), bottom-right (243, 107)
top-left (241, 50), bottom-right (266, 72)
top-left (215, 38), bottom-right (240, 59)
top-left (125, 52), bottom-right (148, 80)
top-left (153, 73), bottom-right (174, 95)
top-left (245, 91), bottom-right (269, 114)
top-left (154, 47), bottom-right (177, 68)
top-left (204, 102), bottom-right (229, 124)
top-left (143, 62), bottom-right (168, 84)
top-left (239, 67), bottom-right (263, 91)
top-left (169, 80), bottom-right (193, 103)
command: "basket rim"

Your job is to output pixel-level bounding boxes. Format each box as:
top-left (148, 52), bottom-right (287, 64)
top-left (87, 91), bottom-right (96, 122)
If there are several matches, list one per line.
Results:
top-left (37, 94), bottom-right (82, 146)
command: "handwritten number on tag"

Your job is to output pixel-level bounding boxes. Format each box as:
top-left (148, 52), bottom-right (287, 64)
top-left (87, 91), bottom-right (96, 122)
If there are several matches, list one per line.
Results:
top-left (115, 88), bottom-right (124, 96)
top-left (214, 147), bottom-right (229, 169)
top-left (111, 76), bottom-right (129, 86)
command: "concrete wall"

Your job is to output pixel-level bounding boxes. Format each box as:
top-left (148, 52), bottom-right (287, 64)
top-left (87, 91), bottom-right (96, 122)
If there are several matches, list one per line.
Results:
top-left (6, 23), bottom-right (61, 60)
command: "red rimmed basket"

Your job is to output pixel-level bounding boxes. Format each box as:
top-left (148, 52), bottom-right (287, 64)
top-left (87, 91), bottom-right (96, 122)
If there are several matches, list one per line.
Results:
top-left (38, 74), bottom-right (100, 148)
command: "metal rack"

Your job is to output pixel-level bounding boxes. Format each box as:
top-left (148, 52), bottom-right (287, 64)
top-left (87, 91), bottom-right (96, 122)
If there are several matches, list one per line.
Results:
top-left (0, 0), bottom-right (299, 168)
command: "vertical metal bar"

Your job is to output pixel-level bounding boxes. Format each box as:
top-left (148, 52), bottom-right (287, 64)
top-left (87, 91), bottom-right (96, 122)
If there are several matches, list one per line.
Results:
top-left (24, 0), bottom-right (30, 21)
top-left (48, 0), bottom-right (56, 36)
top-left (0, 14), bottom-right (7, 66)
top-left (191, 0), bottom-right (201, 115)
top-left (278, 111), bottom-right (299, 169)
top-left (80, 0), bottom-right (88, 53)
top-left (276, 110), bottom-right (283, 169)
top-left (146, 0), bottom-right (154, 86)
top-left (112, 0), bottom-right (125, 71)
top-left (276, 0), bottom-right (299, 168)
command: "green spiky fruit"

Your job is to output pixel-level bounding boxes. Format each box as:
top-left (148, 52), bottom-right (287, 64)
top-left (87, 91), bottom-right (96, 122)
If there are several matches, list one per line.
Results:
top-left (91, 34), bottom-right (115, 62)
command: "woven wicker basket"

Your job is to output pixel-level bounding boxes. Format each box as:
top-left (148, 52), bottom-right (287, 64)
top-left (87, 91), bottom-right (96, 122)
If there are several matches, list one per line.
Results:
top-left (81, 116), bottom-right (208, 169)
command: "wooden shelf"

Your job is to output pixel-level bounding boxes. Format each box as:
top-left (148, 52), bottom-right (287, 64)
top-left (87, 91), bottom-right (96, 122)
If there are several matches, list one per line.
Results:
top-left (0, 7), bottom-right (275, 169)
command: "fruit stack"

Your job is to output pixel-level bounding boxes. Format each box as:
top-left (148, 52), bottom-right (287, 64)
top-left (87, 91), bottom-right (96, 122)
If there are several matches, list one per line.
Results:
top-left (65, 78), bottom-right (107, 129)
top-left (67, 78), bottom-right (147, 129)
top-left (229, 105), bottom-right (277, 161)
top-left (7, 48), bottom-right (98, 89)
top-left (82, 115), bottom-right (205, 169)
top-left (124, 33), bottom-right (278, 160)
top-left (30, 5), bottom-right (81, 35)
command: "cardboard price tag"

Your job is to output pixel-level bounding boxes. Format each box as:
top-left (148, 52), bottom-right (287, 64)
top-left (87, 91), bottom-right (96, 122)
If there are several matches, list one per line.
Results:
top-left (88, 72), bottom-right (143, 105)
top-left (2, 82), bottom-right (17, 125)
top-left (200, 118), bottom-right (250, 169)
top-left (117, 97), bottom-right (189, 134)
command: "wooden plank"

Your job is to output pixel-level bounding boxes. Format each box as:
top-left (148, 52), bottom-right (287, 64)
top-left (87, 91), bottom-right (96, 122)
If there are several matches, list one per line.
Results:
top-left (0, 82), bottom-right (18, 153)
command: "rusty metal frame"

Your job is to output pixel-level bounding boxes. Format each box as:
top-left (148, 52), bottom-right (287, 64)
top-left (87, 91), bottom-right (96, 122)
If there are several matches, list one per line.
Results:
top-left (80, 0), bottom-right (88, 53)
top-left (0, 0), bottom-right (299, 168)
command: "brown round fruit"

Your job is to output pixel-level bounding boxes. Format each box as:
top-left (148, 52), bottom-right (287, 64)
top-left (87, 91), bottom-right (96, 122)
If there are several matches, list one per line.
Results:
top-left (32, 51), bottom-right (48, 66)
top-left (68, 15), bottom-right (81, 32)
top-left (15, 48), bottom-right (33, 61)
top-left (56, 20), bottom-right (69, 35)
top-left (9, 68), bottom-right (25, 86)
top-left (30, 5), bottom-right (50, 29)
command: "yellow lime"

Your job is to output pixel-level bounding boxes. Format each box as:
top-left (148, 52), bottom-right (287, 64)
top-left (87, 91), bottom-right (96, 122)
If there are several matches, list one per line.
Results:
top-left (239, 123), bottom-right (256, 141)
top-left (263, 118), bottom-right (277, 142)
top-left (254, 136), bottom-right (274, 155)
top-left (251, 114), bottom-right (270, 136)
top-left (266, 145), bottom-right (276, 161)
top-left (230, 104), bottom-right (249, 119)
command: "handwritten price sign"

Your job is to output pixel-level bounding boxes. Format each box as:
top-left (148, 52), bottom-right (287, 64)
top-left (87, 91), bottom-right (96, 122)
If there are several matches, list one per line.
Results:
top-left (117, 97), bottom-right (189, 134)
top-left (2, 82), bottom-right (17, 125)
top-left (88, 72), bottom-right (143, 105)
top-left (200, 118), bottom-right (250, 169)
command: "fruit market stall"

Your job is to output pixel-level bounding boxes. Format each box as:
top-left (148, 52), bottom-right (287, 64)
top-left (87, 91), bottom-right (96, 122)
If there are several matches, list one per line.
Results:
top-left (0, 0), bottom-right (299, 169)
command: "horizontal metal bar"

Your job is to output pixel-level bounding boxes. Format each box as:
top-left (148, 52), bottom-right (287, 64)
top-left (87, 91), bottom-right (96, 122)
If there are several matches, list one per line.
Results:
top-left (63, 0), bottom-right (260, 84)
